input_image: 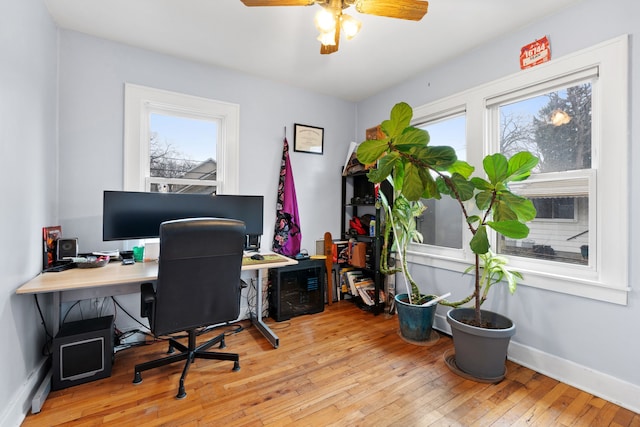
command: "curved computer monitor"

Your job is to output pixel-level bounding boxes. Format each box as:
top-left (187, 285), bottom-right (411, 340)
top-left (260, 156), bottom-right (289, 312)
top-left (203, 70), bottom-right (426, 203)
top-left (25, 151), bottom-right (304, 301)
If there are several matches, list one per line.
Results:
top-left (102, 191), bottom-right (263, 249)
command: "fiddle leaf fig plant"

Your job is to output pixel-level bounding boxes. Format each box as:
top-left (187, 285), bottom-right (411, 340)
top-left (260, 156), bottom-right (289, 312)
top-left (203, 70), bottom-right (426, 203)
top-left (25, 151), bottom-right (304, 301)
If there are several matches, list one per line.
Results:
top-left (357, 102), bottom-right (538, 326)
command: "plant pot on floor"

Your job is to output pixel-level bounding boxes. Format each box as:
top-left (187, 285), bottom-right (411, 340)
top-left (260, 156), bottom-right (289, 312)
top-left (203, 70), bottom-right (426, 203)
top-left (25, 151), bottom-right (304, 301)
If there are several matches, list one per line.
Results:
top-left (445, 308), bottom-right (515, 382)
top-left (395, 294), bottom-right (438, 344)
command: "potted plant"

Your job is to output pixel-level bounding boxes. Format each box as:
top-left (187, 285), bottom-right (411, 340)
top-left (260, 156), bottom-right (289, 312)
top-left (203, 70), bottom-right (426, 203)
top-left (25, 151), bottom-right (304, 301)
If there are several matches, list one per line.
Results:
top-left (357, 102), bottom-right (538, 381)
top-left (377, 180), bottom-right (440, 343)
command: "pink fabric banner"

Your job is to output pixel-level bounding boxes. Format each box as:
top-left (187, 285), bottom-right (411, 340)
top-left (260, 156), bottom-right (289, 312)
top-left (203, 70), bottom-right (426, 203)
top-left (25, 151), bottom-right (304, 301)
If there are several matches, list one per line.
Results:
top-left (272, 137), bottom-right (301, 257)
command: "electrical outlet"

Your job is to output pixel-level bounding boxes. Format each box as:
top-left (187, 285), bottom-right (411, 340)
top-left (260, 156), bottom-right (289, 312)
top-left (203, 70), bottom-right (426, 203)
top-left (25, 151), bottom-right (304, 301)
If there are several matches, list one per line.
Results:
top-left (120, 331), bottom-right (146, 345)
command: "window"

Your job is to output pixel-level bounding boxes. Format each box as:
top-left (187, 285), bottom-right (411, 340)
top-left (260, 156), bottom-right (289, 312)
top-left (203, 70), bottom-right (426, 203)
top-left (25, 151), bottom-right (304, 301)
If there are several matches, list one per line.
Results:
top-left (490, 77), bottom-right (594, 267)
top-left (124, 84), bottom-right (239, 194)
top-left (416, 113), bottom-right (466, 249)
top-left (532, 198), bottom-right (576, 220)
top-left (149, 113), bottom-right (218, 194)
top-left (406, 35), bottom-right (629, 304)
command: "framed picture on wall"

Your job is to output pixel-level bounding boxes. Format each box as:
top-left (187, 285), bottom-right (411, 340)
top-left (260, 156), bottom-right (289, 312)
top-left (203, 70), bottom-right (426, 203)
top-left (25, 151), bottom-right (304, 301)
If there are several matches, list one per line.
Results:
top-left (294, 123), bottom-right (324, 154)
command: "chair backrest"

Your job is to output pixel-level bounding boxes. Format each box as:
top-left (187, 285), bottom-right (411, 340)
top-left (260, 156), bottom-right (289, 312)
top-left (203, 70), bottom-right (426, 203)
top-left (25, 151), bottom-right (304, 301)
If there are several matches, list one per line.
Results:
top-left (152, 217), bottom-right (246, 336)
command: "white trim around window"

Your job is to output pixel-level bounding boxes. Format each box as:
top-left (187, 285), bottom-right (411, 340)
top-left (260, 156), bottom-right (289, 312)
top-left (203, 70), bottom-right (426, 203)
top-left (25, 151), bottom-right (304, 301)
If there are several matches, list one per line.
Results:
top-left (123, 84), bottom-right (240, 193)
top-left (406, 35), bottom-right (629, 305)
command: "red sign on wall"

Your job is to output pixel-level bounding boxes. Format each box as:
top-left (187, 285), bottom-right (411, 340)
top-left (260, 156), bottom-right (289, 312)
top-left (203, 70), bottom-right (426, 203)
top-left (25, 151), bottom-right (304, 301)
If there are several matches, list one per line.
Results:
top-left (520, 36), bottom-right (551, 69)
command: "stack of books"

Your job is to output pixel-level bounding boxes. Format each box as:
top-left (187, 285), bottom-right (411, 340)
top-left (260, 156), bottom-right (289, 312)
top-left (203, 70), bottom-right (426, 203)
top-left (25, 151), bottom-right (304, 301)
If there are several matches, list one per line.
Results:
top-left (340, 269), bottom-right (385, 306)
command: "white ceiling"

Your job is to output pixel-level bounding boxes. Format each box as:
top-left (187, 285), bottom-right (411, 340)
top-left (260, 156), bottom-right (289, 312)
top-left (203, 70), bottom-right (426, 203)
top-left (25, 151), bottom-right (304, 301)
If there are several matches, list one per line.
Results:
top-left (43, 0), bottom-right (582, 102)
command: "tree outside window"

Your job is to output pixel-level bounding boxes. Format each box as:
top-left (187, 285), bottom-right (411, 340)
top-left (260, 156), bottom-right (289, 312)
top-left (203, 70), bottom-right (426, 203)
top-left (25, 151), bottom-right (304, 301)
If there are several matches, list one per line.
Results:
top-left (497, 83), bottom-right (592, 265)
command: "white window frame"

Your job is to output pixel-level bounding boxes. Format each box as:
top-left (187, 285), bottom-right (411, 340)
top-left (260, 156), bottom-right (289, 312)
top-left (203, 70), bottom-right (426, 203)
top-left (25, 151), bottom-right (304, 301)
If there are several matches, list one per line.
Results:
top-left (406, 35), bottom-right (629, 305)
top-left (123, 84), bottom-right (240, 194)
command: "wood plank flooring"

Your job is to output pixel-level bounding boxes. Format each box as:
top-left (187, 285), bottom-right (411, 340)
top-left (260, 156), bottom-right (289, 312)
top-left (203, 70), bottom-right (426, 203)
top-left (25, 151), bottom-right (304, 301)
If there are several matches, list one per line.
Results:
top-left (22, 301), bottom-right (639, 426)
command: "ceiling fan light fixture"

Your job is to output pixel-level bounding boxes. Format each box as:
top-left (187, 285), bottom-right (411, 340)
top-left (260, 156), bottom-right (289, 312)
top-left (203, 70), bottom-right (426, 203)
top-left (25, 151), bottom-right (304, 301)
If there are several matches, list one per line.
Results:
top-left (341, 13), bottom-right (361, 40)
top-left (317, 30), bottom-right (337, 46)
top-left (315, 8), bottom-right (337, 32)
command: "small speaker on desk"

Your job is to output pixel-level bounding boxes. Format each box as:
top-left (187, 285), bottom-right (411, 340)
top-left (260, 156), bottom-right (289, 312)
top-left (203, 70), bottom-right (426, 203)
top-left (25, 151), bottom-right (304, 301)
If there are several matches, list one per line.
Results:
top-left (56, 238), bottom-right (78, 260)
top-left (52, 315), bottom-right (114, 391)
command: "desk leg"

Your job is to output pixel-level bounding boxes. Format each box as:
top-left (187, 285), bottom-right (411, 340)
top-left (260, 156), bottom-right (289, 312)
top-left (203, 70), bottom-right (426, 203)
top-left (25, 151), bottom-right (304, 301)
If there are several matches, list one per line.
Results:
top-left (250, 268), bottom-right (279, 348)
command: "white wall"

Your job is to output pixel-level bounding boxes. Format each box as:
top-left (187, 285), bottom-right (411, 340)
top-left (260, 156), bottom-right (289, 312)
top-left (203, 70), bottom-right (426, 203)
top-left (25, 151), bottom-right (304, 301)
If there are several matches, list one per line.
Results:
top-left (54, 31), bottom-right (357, 329)
top-left (0, 1), bottom-right (59, 425)
top-left (57, 30), bottom-right (354, 255)
top-left (357, 0), bottom-right (640, 412)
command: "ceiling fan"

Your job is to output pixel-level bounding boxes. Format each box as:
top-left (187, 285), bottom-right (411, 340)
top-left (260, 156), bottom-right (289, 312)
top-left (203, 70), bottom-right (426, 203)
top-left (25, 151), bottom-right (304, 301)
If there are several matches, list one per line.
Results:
top-left (239, 0), bottom-right (429, 54)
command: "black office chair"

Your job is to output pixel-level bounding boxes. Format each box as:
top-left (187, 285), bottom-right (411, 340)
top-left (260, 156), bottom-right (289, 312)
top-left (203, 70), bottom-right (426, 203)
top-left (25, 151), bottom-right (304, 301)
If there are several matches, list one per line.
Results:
top-left (133, 217), bottom-right (246, 399)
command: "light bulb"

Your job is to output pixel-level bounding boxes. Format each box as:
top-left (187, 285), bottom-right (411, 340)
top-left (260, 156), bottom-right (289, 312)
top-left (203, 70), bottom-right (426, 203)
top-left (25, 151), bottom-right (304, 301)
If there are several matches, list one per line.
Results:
top-left (315, 9), bottom-right (336, 32)
top-left (341, 14), bottom-right (361, 40)
top-left (317, 30), bottom-right (337, 46)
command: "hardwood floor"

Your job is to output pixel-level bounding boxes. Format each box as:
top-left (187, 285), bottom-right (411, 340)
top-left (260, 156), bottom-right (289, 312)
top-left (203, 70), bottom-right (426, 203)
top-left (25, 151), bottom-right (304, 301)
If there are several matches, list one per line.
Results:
top-left (23, 301), bottom-right (639, 426)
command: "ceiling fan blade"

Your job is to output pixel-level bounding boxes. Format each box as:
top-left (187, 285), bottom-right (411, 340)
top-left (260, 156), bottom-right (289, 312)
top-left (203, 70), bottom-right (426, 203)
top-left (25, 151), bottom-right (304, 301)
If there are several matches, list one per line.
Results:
top-left (354, 0), bottom-right (429, 21)
top-left (240, 0), bottom-right (316, 6)
top-left (320, 24), bottom-right (340, 55)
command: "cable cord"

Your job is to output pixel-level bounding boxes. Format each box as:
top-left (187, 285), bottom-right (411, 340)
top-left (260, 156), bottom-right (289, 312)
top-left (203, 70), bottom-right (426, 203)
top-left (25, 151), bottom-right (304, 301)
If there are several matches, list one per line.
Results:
top-left (33, 294), bottom-right (53, 356)
top-left (110, 296), bottom-right (151, 332)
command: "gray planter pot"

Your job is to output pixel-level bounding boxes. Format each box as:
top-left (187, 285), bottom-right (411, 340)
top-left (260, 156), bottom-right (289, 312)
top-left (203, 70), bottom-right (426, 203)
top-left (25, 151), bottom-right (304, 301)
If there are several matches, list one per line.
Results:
top-left (446, 308), bottom-right (515, 382)
top-left (395, 293), bottom-right (437, 342)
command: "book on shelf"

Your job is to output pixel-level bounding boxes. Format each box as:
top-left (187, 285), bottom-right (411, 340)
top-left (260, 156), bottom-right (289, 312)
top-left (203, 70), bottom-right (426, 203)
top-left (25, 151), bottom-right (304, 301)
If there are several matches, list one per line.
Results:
top-left (339, 266), bottom-right (354, 294)
top-left (345, 270), bottom-right (364, 295)
top-left (354, 278), bottom-right (374, 305)
top-left (354, 278), bottom-right (385, 306)
top-left (42, 225), bottom-right (62, 269)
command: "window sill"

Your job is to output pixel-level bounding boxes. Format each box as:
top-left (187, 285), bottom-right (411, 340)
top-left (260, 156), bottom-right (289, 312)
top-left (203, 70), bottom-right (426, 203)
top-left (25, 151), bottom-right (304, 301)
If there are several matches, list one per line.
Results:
top-left (405, 249), bottom-right (629, 306)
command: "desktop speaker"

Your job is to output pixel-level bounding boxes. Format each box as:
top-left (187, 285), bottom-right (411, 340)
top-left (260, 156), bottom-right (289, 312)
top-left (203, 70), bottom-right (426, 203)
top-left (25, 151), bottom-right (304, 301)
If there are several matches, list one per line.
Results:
top-left (52, 315), bottom-right (114, 391)
top-left (56, 238), bottom-right (78, 260)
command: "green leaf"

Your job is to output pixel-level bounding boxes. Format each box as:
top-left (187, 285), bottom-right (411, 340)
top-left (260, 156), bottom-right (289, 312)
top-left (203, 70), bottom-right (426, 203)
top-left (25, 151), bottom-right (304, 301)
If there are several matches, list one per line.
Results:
top-left (366, 167), bottom-right (388, 184)
top-left (507, 151), bottom-right (539, 182)
top-left (422, 145), bottom-right (457, 168)
top-left (470, 177), bottom-right (492, 190)
top-left (499, 191), bottom-right (537, 222)
top-left (450, 173), bottom-right (475, 201)
top-left (419, 168), bottom-right (441, 199)
top-left (445, 160), bottom-right (474, 178)
top-left (381, 102), bottom-right (413, 138)
top-left (487, 220), bottom-right (530, 239)
top-left (475, 190), bottom-right (493, 210)
top-left (470, 225), bottom-right (490, 254)
top-left (402, 162), bottom-right (426, 201)
top-left (356, 139), bottom-right (389, 165)
top-left (467, 215), bottom-right (481, 225)
top-left (394, 127), bottom-right (430, 149)
top-left (492, 201), bottom-right (518, 222)
top-left (483, 153), bottom-right (509, 184)
top-left (436, 176), bottom-right (452, 196)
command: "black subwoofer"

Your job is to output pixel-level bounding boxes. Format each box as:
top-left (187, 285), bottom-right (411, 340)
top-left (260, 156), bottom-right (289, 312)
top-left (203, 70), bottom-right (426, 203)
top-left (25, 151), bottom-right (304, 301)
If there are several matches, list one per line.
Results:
top-left (52, 316), bottom-right (114, 390)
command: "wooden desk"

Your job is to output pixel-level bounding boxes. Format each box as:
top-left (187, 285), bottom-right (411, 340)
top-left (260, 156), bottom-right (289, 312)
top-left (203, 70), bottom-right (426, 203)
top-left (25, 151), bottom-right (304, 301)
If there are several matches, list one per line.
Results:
top-left (17, 252), bottom-right (296, 414)
top-left (17, 252), bottom-right (297, 348)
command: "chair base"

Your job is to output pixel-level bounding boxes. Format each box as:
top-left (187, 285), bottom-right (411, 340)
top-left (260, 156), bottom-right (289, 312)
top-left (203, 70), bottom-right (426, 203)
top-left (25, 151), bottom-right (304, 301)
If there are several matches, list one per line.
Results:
top-left (133, 329), bottom-right (240, 399)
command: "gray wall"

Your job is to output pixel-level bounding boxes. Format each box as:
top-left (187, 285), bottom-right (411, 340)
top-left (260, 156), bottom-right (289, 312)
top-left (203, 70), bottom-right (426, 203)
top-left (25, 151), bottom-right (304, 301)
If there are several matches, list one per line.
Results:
top-left (3, 0), bottom-right (639, 423)
top-left (57, 30), bottom-right (354, 254)
top-left (0, 0), bottom-right (59, 425)
top-left (356, 0), bottom-right (640, 410)
top-left (54, 30), bottom-right (356, 330)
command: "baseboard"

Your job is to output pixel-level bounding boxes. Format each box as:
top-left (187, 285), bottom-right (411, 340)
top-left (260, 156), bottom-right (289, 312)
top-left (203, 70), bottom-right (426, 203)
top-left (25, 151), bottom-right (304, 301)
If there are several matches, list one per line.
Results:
top-left (432, 313), bottom-right (640, 413)
top-left (0, 356), bottom-right (50, 427)
top-left (508, 341), bottom-right (640, 413)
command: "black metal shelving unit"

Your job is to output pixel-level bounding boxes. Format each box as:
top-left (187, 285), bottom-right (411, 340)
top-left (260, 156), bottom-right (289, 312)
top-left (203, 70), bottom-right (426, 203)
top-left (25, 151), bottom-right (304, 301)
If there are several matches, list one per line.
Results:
top-left (340, 171), bottom-right (391, 314)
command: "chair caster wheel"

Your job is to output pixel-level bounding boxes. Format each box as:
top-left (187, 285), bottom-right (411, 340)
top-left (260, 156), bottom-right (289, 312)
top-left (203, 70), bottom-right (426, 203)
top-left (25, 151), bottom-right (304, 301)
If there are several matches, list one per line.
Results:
top-left (232, 361), bottom-right (240, 372)
top-left (133, 372), bottom-right (142, 384)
